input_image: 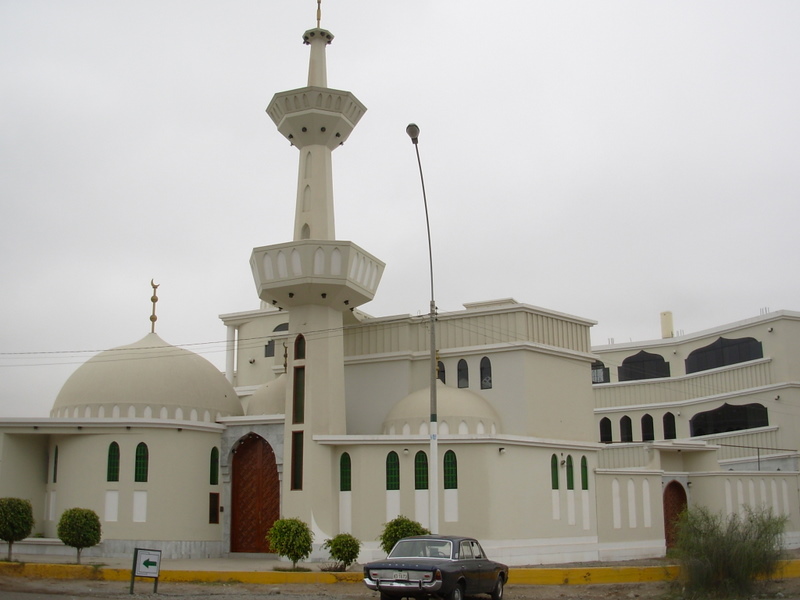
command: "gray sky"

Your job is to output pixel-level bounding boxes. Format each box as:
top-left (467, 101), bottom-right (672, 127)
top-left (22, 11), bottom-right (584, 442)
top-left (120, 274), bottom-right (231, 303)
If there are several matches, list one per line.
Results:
top-left (2, 1), bottom-right (799, 418)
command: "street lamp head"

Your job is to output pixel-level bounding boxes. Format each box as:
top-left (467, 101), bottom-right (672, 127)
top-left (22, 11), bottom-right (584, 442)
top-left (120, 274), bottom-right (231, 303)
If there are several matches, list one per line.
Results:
top-left (406, 123), bottom-right (420, 145)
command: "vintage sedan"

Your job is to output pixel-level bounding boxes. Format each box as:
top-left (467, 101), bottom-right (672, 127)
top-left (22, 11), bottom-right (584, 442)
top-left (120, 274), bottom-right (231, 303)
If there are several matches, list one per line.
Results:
top-left (364, 535), bottom-right (508, 600)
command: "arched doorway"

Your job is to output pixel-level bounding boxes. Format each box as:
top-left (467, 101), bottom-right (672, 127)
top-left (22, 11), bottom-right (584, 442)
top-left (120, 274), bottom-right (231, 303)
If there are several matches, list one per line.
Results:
top-left (230, 433), bottom-right (279, 553)
top-left (663, 480), bottom-right (688, 549)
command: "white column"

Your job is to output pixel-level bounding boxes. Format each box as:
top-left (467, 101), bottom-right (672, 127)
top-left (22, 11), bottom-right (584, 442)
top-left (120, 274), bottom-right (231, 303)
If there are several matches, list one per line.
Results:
top-left (225, 325), bottom-right (236, 384)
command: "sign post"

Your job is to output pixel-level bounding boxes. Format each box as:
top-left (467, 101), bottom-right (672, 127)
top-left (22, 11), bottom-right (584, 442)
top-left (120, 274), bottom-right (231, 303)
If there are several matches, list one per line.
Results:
top-left (130, 548), bottom-right (162, 594)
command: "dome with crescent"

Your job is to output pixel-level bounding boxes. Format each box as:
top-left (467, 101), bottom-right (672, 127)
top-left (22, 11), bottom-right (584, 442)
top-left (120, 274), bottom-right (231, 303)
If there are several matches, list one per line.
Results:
top-left (383, 380), bottom-right (502, 436)
top-left (51, 333), bottom-right (243, 421)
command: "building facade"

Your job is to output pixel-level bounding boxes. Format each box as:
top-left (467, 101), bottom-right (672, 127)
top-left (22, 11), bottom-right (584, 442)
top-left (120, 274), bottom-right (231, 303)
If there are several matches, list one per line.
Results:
top-left (1, 13), bottom-right (798, 565)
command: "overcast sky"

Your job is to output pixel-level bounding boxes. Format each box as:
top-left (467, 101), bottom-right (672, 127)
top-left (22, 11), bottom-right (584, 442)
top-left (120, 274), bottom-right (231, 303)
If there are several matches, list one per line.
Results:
top-left (2, 1), bottom-right (799, 418)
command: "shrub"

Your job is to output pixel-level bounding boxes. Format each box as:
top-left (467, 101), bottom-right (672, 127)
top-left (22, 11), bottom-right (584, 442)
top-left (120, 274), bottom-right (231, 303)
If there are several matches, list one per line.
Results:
top-left (675, 505), bottom-right (787, 596)
top-left (378, 515), bottom-right (430, 554)
top-left (0, 498), bottom-right (34, 561)
top-left (57, 508), bottom-right (101, 564)
top-left (267, 518), bottom-right (313, 569)
top-left (322, 533), bottom-right (362, 570)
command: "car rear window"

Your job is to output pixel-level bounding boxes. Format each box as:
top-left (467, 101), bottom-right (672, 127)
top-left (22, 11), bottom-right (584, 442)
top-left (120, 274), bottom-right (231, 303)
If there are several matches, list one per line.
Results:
top-left (390, 539), bottom-right (453, 559)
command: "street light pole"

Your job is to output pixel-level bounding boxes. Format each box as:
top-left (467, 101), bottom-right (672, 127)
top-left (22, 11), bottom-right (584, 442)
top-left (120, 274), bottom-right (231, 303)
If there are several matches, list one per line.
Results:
top-left (406, 123), bottom-right (439, 534)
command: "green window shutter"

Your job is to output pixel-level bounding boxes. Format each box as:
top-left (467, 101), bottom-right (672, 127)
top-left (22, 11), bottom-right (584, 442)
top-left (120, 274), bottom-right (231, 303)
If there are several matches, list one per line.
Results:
top-left (443, 450), bottom-right (458, 489)
top-left (414, 451), bottom-right (428, 490)
top-left (134, 442), bottom-right (149, 483)
top-left (581, 456), bottom-right (589, 490)
top-left (107, 442), bottom-right (120, 482)
top-left (210, 447), bottom-right (219, 485)
top-left (386, 452), bottom-right (400, 490)
top-left (340, 453), bottom-right (352, 492)
top-left (566, 455), bottom-right (574, 490)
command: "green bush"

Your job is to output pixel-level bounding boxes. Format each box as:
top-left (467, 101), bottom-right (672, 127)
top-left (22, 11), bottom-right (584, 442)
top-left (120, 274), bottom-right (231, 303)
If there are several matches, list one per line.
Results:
top-left (0, 498), bottom-right (34, 561)
top-left (267, 518), bottom-right (313, 569)
top-left (57, 508), bottom-right (101, 564)
top-left (322, 533), bottom-right (362, 570)
top-left (675, 505), bottom-right (787, 596)
top-left (378, 515), bottom-right (430, 554)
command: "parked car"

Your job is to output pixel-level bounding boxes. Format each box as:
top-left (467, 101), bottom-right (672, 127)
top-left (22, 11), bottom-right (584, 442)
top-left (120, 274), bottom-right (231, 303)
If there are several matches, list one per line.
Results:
top-left (364, 535), bottom-right (508, 600)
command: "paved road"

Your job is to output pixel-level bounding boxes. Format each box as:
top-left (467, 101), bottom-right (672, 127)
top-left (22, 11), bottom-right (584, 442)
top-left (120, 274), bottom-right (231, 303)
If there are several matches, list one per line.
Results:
top-left (3, 577), bottom-right (368, 600)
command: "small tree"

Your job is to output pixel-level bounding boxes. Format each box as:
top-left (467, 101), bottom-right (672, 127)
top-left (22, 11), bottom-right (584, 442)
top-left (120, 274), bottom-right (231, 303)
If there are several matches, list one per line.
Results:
top-left (378, 515), bottom-right (430, 554)
top-left (675, 505), bottom-right (787, 596)
top-left (0, 498), bottom-right (34, 561)
top-left (57, 508), bottom-right (101, 564)
top-left (322, 533), bottom-right (362, 570)
top-left (267, 517), bottom-right (313, 569)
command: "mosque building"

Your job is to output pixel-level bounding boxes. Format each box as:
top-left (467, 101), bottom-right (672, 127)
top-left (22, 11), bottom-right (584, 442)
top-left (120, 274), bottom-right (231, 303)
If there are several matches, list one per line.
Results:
top-left (1, 8), bottom-right (799, 565)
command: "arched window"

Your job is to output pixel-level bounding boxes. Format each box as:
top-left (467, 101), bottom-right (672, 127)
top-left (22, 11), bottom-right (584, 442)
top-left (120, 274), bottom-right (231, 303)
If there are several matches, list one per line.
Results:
top-left (386, 451), bottom-right (400, 490)
top-left (550, 454), bottom-right (559, 490)
top-left (620, 416), bottom-right (633, 442)
top-left (690, 403), bottom-right (768, 437)
top-left (294, 334), bottom-right (306, 360)
top-left (107, 442), bottom-right (120, 482)
top-left (480, 357), bottom-right (492, 389)
top-left (591, 360), bottom-right (610, 384)
top-left (566, 455), bottom-right (574, 490)
top-left (134, 442), bottom-right (149, 483)
top-left (52, 446), bottom-right (58, 483)
top-left (457, 360), bottom-right (469, 388)
top-left (437, 361), bottom-right (446, 383)
top-left (210, 447), bottom-right (219, 485)
top-left (599, 417), bottom-right (612, 443)
top-left (686, 337), bottom-right (763, 374)
top-left (581, 456), bottom-right (589, 490)
top-left (618, 350), bottom-right (670, 381)
top-left (443, 450), bottom-right (458, 489)
top-left (663, 412), bottom-right (677, 440)
top-left (340, 453), bottom-right (351, 492)
top-left (641, 414), bottom-right (655, 442)
top-left (415, 451), bottom-right (428, 490)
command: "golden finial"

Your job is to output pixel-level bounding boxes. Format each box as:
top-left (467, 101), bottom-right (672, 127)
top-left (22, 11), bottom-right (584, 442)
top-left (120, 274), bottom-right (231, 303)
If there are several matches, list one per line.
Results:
top-left (150, 279), bottom-right (159, 333)
top-left (316, 0), bottom-right (322, 28)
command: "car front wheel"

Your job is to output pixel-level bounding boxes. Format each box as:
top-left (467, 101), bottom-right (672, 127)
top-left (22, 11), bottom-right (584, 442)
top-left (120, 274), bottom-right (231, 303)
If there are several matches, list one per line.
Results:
top-left (490, 576), bottom-right (504, 600)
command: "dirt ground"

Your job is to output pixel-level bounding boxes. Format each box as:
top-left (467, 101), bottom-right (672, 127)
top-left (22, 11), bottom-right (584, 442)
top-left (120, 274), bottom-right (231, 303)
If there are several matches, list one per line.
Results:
top-left (2, 576), bottom-right (800, 600)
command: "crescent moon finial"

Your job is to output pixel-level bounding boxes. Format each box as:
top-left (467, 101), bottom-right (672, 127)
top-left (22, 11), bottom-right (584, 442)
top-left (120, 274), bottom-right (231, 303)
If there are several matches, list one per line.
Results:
top-left (149, 279), bottom-right (160, 333)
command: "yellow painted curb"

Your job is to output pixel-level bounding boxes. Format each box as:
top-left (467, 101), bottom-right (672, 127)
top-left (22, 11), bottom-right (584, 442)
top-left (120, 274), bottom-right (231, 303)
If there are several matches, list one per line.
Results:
top-left (510, 565), bottom-right (680, 585)
top-left (100, 567), bottom-right (364, 585)
top-left (2, 560), bottom-right (800, 586)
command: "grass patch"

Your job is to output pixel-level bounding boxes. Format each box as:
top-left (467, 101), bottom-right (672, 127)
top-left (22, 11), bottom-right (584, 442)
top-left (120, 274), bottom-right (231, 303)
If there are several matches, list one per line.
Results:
top-left (272, 565), bottom-right (312, 572)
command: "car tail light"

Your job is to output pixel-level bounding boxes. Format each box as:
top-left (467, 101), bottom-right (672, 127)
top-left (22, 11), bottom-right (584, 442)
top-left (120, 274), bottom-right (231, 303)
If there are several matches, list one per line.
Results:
top-left (434, 569), bottom-right (442, 581)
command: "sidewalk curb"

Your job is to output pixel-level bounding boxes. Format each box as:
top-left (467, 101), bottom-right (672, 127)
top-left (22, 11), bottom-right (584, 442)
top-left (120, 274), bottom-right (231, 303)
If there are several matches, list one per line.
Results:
top-left (1, 560), bottom-right (799, 586)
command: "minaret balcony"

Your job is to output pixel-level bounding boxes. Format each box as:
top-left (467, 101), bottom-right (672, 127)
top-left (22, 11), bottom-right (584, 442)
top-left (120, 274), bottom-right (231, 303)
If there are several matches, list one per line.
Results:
top-left (267, 86), bottom-right (366, 150)
top-left (250, 240), bottom-right (384, 310)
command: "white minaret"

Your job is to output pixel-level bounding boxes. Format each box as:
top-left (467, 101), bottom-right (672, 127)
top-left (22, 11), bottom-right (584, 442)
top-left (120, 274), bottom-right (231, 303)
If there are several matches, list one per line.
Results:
top-left (250, 11), bottom-right (384, 539)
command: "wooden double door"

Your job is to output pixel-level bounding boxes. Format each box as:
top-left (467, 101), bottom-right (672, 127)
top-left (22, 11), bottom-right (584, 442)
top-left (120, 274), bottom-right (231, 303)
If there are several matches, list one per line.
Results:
top-left (230, 434), bottom-right (279, 553)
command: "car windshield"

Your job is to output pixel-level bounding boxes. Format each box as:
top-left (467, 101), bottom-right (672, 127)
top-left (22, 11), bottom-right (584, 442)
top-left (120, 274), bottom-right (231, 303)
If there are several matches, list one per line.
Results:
top-left (389, 539), bottom-right (453, 559)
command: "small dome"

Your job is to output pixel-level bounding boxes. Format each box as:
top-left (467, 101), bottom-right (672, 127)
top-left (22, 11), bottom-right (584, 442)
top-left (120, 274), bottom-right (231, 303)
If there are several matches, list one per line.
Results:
top-left (51, 333), bottom-right (243, 421)
top-left (383, 380), bottom-right (501, 435)
top-left (244, 374), bottom-right (287, 416)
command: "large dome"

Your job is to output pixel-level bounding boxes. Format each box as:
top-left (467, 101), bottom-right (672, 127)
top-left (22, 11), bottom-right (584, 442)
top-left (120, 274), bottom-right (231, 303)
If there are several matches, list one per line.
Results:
top-left (383, 380), bottom-right (501, 436)
top-left (51, 333), bottom-right (243, 421)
